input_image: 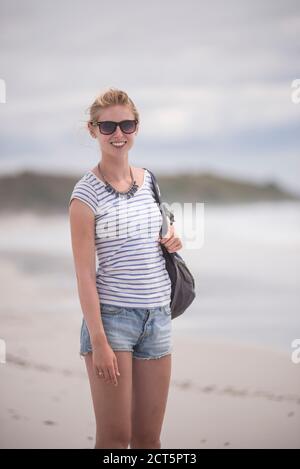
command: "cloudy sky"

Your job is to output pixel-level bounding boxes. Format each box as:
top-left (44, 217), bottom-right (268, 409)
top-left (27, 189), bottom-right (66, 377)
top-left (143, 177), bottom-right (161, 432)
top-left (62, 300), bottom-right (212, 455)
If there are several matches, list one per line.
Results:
top-left (0, 0), bottom-right (299, 194)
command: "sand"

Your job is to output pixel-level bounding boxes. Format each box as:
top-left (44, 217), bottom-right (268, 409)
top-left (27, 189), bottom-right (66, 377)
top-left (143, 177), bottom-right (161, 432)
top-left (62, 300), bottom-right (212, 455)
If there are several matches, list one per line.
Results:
top-left (0, 246), bottom-right (299, 449)
top-left (1, 329), bottom-right (299, 449)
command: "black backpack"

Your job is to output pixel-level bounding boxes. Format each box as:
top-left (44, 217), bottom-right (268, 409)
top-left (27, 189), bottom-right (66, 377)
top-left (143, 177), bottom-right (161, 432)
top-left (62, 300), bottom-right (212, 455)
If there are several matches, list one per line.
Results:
top-left (144, 168), bottom-right (196, 319)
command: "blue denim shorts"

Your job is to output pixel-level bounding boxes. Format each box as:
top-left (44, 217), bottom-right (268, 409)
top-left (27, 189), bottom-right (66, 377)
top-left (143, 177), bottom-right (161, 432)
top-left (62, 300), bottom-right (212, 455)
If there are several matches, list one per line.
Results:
top-left (80, 302), bottom-right (173, 360)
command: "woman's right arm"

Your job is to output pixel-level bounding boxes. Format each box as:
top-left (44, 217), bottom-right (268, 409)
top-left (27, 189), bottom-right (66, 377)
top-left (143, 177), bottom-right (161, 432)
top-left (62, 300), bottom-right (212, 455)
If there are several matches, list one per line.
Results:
top-left (69, 199), bottom-right (120, 386)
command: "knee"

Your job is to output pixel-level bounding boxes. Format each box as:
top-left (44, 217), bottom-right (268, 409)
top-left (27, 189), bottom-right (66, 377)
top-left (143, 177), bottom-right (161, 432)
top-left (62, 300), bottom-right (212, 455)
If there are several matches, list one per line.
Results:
top-left (96, 428), bottom-right (131, 449)
top-left (130, 434), bottom-right (161, 449)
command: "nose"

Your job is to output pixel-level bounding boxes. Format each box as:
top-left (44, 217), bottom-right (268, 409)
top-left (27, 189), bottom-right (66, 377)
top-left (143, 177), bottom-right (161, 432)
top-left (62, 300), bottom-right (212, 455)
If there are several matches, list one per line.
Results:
top-left (112, 125), bottom-right (125, 138)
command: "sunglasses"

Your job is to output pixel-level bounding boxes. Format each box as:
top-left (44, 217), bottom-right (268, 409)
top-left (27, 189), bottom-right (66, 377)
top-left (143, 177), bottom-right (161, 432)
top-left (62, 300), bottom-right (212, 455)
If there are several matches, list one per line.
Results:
top-left (92, 119), bottom-right (138, 135)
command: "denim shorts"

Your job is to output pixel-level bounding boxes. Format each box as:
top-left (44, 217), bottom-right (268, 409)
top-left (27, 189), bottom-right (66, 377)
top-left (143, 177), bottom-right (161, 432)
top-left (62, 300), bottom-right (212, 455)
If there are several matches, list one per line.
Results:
top-left (80, 302), bottom-right (173, 360)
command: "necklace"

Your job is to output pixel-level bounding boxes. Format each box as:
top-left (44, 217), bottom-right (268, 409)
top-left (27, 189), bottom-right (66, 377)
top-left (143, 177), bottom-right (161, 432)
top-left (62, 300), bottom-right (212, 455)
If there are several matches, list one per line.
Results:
top-left (97, 162), bottom-right (139, 199)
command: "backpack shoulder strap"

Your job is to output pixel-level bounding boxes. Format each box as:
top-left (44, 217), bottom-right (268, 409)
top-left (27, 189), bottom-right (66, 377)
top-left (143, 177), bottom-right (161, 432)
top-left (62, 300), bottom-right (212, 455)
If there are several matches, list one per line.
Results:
top-left (143, 168), bottom-right (175, 237)
top-left (143, 168), bottom-right (160, 198)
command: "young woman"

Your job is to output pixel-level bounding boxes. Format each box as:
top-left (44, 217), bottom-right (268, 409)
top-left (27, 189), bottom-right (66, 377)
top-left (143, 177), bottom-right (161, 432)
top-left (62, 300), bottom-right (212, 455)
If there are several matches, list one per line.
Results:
top-left (69, 88), bottom-right (182, 449)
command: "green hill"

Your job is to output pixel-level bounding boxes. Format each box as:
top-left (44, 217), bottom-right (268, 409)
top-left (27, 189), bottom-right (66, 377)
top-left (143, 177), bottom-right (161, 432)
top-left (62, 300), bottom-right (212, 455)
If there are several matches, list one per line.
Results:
top-left (0, 170), bottom-right (298, 214)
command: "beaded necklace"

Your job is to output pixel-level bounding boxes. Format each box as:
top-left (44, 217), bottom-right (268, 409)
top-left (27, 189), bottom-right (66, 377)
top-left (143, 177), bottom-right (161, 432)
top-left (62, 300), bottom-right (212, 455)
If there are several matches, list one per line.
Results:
top-left (97, 162), bottom-right (139, 199)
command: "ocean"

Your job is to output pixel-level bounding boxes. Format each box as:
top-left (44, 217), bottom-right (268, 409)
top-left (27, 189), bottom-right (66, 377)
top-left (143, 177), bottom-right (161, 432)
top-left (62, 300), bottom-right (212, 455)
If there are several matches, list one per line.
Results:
top-left (0, 200), bottom-right (299, 354)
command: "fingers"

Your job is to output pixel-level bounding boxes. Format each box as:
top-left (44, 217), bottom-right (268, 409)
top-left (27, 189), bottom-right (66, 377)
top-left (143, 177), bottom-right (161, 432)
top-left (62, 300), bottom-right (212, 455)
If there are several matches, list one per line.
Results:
top-left (97, 367), bottom-right (116, 386)
top-left (96, 358), bottom-right (121, 387)
top-left (159, 225), bottom-right (182, 251)
top-left (113, 356), bottom-right (121, 379)
top-left (108, 367), bottom-right (118, 387)
top-left (165, 238), bottom-right (182, 252)
top-left (160, 231), bottom-right (183, 252)
top-left (96, 368), bottom-right (107, 381)
top-left (109, 357), bottom-right (121, 386)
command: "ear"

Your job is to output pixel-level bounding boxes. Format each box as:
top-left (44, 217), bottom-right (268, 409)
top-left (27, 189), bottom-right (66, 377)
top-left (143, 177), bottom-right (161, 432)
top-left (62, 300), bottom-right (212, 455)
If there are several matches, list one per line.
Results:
top-left (88, 121), bottom-right (96, 138)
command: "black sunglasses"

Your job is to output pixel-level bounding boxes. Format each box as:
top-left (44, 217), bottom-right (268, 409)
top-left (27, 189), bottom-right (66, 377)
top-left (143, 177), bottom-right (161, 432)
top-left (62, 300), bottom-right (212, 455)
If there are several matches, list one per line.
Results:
top-left (92, 119), bottom-right (138, 135)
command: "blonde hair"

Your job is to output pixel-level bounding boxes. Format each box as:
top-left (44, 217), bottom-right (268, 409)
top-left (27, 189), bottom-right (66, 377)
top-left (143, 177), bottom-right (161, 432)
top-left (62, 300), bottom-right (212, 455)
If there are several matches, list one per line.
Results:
top-left (87, 87), bottom-right (140, 127)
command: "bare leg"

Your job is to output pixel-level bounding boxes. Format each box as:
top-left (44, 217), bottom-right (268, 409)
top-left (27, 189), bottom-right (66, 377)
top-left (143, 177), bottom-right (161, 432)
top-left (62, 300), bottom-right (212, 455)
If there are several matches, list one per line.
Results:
top-left (130, 353), bottom-right (172, 449)
top-left (84, 351), bottom-right (133, 449)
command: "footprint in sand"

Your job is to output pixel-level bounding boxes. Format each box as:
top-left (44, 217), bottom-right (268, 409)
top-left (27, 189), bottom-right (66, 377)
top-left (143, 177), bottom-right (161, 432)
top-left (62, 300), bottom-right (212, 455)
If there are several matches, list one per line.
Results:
top-left (8, 408), bottom-right (21, 420)
top-left (43, 420), bottom-right (57, 426)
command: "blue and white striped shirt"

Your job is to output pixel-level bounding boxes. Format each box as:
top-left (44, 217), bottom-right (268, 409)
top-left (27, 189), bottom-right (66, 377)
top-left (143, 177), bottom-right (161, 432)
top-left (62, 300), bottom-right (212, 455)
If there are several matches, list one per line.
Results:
top-left (69, 169), bottom-right (172, 308)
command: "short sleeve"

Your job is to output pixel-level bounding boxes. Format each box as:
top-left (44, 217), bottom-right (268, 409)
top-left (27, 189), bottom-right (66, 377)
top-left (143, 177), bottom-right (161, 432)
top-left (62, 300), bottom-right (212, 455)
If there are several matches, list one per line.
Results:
top-left (69, 178), bottom-right (98, 215)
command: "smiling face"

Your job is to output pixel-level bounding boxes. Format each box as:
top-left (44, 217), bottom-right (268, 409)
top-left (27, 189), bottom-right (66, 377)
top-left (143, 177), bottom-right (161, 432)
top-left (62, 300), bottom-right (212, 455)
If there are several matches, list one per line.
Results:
top-left (88, 104), bottom-right (139, 158)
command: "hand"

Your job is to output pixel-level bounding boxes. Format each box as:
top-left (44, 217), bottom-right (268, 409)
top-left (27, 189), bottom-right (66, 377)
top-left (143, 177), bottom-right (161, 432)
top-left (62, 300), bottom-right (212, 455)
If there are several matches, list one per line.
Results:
top-left (158, 224), bottom-right (183, 253)
top-left (92, 341), bottom-right (121, 387)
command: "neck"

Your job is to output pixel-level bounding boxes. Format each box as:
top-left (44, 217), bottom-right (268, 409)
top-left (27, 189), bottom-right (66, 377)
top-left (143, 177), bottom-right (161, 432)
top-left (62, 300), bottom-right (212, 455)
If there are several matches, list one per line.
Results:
top-left (98, 157), bottom-right (131, 183)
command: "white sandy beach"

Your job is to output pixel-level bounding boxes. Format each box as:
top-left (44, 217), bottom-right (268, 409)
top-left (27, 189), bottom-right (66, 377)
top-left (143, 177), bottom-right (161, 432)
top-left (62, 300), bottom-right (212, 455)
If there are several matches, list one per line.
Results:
top-left (1, 331), bottom-right (300, 449)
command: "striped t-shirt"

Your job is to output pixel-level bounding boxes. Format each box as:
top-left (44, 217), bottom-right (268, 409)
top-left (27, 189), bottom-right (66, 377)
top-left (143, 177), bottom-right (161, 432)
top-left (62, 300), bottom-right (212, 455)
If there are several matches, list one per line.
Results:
top-left (69, 168), bottom-right (172, 308)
